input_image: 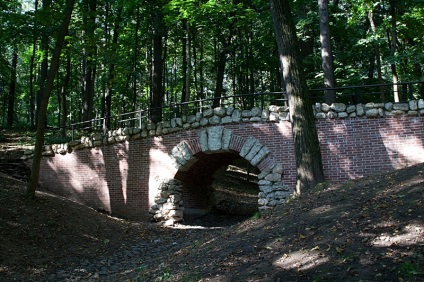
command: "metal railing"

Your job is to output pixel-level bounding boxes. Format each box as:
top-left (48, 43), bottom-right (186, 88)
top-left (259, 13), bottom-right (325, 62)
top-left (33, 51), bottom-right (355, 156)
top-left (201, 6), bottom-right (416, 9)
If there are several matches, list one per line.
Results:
top-left (310, 81), bottom-right (424, 104)
top-left (68, 110), bottom-right (145, 140)
top-left (64, 91), bottom-right (288, 140)
top-left (52, 81), bottom-right (423, 140)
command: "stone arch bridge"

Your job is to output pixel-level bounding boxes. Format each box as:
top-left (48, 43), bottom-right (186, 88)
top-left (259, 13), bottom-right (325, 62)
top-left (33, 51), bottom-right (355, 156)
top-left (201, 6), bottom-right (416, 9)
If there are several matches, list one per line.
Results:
top-left (31, 102), bottom-right (424, 223)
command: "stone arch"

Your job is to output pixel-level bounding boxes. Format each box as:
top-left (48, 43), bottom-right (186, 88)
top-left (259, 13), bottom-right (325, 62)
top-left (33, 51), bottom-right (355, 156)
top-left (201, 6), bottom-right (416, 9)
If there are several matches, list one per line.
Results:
top-left (150, 126), bottom-right (292, 224)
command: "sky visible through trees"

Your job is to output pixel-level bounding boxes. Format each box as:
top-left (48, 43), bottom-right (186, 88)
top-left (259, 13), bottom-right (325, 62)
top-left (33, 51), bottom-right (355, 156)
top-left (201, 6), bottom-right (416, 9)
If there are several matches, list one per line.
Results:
top-left (0, 0), bottom-right (423, 129)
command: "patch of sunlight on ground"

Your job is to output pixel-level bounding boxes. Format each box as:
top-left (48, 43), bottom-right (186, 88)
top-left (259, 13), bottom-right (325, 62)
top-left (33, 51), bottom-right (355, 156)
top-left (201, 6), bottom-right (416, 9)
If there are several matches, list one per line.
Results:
top-left (171, 224), bottom-right (225, 230)
top-left (369, 223), bottom-right (424, 247)
top-left (273, 250), bottom-right (329, 271)
top-left (309, 204), bottom-right (335, 215)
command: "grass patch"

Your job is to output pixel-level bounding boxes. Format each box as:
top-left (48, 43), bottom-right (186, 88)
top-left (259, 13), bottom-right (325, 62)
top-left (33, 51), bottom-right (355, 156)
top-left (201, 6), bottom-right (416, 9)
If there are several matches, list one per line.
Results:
top-left (399, 252), bottom-right (424, 278)
top-left (251, 211), bottom-right (262, 220)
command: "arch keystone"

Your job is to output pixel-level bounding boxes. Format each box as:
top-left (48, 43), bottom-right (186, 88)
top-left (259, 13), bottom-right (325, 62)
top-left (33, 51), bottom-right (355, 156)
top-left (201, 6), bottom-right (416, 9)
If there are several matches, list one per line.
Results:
top-left (206, 126), bottom-right (223, 152)
top-left (198, 126), bottom-right (233, 153)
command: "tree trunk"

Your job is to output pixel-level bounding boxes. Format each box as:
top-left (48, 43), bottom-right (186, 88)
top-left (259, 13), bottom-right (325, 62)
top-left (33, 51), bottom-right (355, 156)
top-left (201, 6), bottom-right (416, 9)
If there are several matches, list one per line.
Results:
top-left (192, 30), bottom-right (199, 101)
top-left (82, 0), bottom-right (97, 124)
top-left (414, 64), bottom-right (424, 99)
top-left (368, 7), bottom-right (385, 102)
top-left (181, 20), bottom-right (187, 103)
top-left (389, 0), bottom-right (399, 102)
top-left (199, 41), bottom-right (205, 100)
top-left (36, 0), bottom-right (51, 128)
top-left (318, 0), bottom-right (336, 104)
top-left (104, 5), bottom-right (122, 130)
top-left (185, 21), bottom-right (192, 105)
top-left (270, 0), bottom-right (325, 193)
top-left (132, 7), bottom-right (140, 114)
top-left (213, 32), bottom-right (232, 108)
top-left (27, 0), bottom-right (75, 198)
top-left (151, 6), bottom-right (164, 123)
top-left (7, 48), bottom-right (18, 128)
top-left (180, 22), bottom-right (191, 114)
top-left (59, 45), bottom-right (71, 136)
top-left (29, 48), bottom-right (36, 129)
top-left (28, 0), bottom-right (39, 130)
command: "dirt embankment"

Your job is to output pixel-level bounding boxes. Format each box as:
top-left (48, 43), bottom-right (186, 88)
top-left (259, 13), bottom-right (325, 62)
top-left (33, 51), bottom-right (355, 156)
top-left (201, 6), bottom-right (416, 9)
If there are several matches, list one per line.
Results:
top-left (0, 129), bottom-right (423, 281)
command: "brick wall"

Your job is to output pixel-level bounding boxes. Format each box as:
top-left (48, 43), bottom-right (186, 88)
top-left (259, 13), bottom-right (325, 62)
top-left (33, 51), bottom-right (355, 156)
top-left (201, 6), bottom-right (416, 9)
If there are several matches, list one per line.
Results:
top-left (317, 116), bottom-right (424, 182)
top-left (38, 116), bottom-right (424, 220)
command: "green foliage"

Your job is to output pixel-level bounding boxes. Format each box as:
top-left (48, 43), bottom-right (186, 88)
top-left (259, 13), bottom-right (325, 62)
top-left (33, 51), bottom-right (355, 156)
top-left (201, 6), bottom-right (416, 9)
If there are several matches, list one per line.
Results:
top-left (1, 0), bottom-right (423, 129)
top-left (399, 252), bottom-right (424, 278)
top-left (251, 211), bottom-right (262, 220)
top-left (158, 265), bottom-right (172, 281)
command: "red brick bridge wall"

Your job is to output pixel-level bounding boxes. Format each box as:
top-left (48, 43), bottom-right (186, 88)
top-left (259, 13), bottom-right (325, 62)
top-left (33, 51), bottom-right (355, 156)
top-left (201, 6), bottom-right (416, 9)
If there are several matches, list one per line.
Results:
top-left (37, 116), bottom-right (424, 220)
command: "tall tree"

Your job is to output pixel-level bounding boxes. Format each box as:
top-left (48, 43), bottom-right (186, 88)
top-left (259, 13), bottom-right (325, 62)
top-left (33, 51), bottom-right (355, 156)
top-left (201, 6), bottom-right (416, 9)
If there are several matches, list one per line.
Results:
top-left (318, 0), bottom-right (336, 104)
top-left (368, 3), bottom-right (385, 101)
top-left (59, 38), bottom-right (71, 136)
top-left (180, 19), bottom-right (192, 109)
top-left (213, 27), bottom-right (232, 108)
top-left (104, 5), bottom-right (123, 129)
top-left (7, 48), bottom-right (18, 128)
top-left (29, 0), bottom-right (39, 130)
top-left (27, 0), bottom-right (76, 198)
top-left (35, 0), bottom-right (52, 128)
top-left (81, 0), bottom-right (97, 124)
top-left (388, 0), bottom-right (400, 102)
top-left (269, 0), bottom-right (325, 193)
top-left (150, 3), bottom-right (165, 123)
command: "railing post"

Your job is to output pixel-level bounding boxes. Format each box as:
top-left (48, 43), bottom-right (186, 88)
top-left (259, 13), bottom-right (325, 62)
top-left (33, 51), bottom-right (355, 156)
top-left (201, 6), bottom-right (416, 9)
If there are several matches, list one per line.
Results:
top-left (139, 109), bottom-right (142, 129)
top-left (261, 92), bottom-right (264, 110)
top-left (71, 124), bottom-right (74, 141)
top-left (354, 88), bottom-right (359, 104)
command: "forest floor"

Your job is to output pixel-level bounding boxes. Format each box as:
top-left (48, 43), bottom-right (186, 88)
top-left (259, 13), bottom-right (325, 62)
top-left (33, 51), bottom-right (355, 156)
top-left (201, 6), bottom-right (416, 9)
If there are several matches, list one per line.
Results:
top-left (0, 129), bottom-right (423, 281)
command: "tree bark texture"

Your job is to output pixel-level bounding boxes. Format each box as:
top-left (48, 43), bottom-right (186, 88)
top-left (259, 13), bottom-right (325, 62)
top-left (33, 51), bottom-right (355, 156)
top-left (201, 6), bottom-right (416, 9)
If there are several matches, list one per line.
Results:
top-left (318, 0), bottom-right (336, 104)
top-left (104, 5), bottom-right (122, 129)
top-left (59, 46), bottom-right (71, 136)
top-left (151, 6), bottom-right (164, 123)
top-left (82, 0), bottom-right (97, 124)
top-left (269, 0), bottom-right (325, 193)
top-left (7, 48), bottom-right (17, 128)
top-left (27, 0), bottom-right (76, 198)
top-left (389, 0), bottom-right (399, 102)
top-left (368, 8), bottom-right (385, 102)
top-left (36, 0), bottom-right (50, 128)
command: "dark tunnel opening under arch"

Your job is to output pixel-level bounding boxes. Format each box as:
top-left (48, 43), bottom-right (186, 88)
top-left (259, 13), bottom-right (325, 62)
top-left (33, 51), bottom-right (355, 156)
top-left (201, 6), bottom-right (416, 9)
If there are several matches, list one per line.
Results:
top-left (174, 151), bottom-right (261, 227)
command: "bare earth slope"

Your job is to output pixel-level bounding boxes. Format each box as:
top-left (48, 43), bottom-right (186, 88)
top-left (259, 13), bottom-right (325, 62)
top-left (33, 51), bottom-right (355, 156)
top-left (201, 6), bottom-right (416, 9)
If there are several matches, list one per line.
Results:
top-left (0, 130), bottom-right (423, 281)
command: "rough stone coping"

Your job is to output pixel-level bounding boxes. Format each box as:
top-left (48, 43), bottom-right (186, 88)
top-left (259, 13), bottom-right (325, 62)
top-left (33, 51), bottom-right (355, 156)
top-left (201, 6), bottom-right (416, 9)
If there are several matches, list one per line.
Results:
top-left (315, 100), bottom-right (424, 119)
top-left (22, 99), bottom-right (424, 159)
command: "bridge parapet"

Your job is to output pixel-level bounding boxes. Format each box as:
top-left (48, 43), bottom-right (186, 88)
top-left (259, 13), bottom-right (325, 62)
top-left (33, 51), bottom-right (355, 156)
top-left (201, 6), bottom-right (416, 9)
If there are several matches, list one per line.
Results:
top-left (21, 99), bottom-right (424, 159)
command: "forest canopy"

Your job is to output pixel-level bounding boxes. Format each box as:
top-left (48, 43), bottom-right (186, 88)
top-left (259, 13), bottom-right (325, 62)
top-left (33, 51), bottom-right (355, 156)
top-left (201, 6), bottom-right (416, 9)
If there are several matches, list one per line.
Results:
top-left (1, 0), bottom-right (423, 129)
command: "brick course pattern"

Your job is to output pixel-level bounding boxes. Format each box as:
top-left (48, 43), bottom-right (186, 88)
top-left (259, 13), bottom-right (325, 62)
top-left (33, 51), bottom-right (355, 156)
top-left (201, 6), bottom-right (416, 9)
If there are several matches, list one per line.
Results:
top-left (33, 106), bottom-right (424, 220)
